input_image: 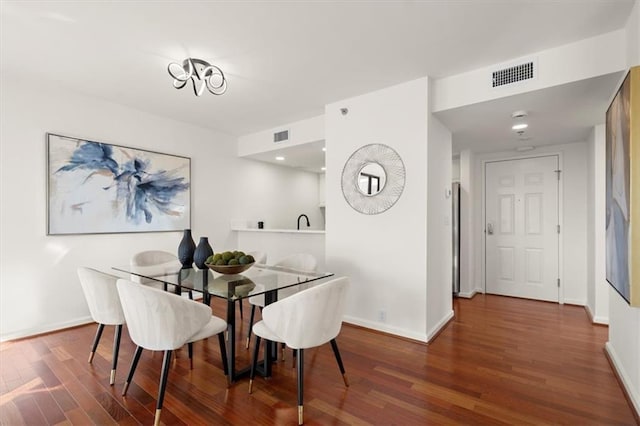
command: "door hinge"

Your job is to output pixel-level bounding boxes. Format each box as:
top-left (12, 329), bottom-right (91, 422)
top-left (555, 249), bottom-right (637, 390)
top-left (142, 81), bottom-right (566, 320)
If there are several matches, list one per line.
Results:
top-left (557, 225), bottom-right (560, 234)
top-left (554, 169), bottom-right (561, 180)
top-left (557, 278), bottom-right (561, 287)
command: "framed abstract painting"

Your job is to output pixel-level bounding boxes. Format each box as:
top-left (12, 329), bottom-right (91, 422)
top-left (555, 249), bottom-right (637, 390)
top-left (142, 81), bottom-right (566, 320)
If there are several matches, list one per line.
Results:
top-left (605, 66), bottom-right (639, 307)
top-left (47, 133), bottom-right (191, 235)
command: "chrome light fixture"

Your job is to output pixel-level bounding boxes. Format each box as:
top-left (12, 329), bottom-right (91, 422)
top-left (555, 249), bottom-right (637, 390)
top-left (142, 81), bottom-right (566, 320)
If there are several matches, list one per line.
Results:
top-left (167, 58), bottom-right (227, 96)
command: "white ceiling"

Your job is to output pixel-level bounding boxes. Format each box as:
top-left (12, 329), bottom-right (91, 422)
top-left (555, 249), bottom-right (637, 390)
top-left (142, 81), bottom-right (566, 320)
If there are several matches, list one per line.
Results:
top-left (437, 72), bottom-right (626, 154)
top-left (244, 140), bottom-right (326, 174)
top-left (1, 1), bottom-right (635, 165)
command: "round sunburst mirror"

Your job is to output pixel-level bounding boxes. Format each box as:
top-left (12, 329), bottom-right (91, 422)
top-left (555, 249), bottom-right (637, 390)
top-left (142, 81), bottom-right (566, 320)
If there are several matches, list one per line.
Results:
top-left (341, 144), bottom-right (405, 215)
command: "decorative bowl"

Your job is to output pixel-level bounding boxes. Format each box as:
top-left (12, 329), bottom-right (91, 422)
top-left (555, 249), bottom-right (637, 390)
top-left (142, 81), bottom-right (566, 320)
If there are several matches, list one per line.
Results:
top-left (205, 262), bottom-right (254, 275)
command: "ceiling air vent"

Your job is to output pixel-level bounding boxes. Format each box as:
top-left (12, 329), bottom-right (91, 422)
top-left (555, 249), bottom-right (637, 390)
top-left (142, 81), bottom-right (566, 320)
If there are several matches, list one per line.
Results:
top-left (273, 130), bottom-right (289, 143)
top-left (491, 60), bottom-right (535, 88)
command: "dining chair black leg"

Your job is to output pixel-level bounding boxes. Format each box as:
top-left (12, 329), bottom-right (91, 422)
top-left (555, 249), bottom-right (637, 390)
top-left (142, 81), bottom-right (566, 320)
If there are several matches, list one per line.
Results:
top-left (246, 305), bottom-right (256, 349)
top-left (217, 332), bottom-right (230, 386)
top-left (330, 339), bottom-right (349, 387)
top-left (154, 350), bottom-right (173, 426)
top-left (297, 348), bottom-right (304, 426)
top-left (248, 335), bottom-right (261, 394)
top-left (239, 299), bottom-right (243, 319)
top-left (291, 347), bottom-right (297, 368)
top-left (110, 324), bottom-right (123, 385)
top-left (187, 342), bottom-right (194, 369)
top-left (88, 323), bottom-right (104, 363)
top-left (122, 345), bottom-right (143, 396)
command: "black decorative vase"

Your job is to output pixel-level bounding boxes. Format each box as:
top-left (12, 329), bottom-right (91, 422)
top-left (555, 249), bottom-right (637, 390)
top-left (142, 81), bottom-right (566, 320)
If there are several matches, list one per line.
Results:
top-left (194, 237), bottom-right (213, 269)
top-left (178, 229), bottom-right (196, 269)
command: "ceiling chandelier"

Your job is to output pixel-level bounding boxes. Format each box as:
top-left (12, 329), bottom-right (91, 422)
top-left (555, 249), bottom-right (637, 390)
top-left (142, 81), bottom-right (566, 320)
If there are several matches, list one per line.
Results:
top-left (167, 58), bottom-right (227, 96)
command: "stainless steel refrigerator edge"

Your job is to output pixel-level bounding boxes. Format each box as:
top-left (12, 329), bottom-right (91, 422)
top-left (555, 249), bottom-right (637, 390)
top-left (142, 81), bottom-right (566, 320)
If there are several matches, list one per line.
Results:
top-left (452, 182), bottom-right (460, 294)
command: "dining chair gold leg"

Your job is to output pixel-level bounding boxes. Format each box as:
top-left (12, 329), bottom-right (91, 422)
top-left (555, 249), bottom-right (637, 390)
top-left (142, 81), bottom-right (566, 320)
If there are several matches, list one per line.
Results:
top-left (298, 406), bottom-right (303, 425)
top-left (154, 409), bottom-right (161, 426)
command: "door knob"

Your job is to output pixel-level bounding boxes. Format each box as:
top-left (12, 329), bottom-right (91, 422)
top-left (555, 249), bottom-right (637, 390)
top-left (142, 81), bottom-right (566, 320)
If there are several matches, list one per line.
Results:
top-left (487, 222), bottom-right (494, 235)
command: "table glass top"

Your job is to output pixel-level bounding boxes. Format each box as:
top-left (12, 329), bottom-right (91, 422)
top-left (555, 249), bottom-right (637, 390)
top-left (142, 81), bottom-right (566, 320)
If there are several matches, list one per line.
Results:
top-left (112, 264), bottom-right (333, 301)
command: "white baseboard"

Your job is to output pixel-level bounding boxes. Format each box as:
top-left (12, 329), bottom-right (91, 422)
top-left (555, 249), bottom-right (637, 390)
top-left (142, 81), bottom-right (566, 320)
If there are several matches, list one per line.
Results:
top-left (427, 310), bottom-right (454, 342)
top-left (605, 342), bottom-right (640, 417)
top-left (343, 315), bottom-right (427, 342)
top-left (456, 289), bottom-right (478, 299)
top-left (0, 316), bottom-right (93, 343)
top-left (584, 304), bottom-right (609, 325)
top-left (563, 298), bottom-right (586, 306)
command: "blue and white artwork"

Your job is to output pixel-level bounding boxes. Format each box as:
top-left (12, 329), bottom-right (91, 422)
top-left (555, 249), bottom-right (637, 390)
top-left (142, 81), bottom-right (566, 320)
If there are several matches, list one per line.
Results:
top-left (605, 71), bottom-right (632, 304)
top-left (47, 134), bottom-right (190, 235)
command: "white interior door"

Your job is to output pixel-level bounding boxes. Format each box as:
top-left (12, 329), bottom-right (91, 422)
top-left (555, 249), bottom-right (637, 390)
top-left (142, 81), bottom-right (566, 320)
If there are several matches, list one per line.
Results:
top-left (485, 156), bottom-right (559, 302)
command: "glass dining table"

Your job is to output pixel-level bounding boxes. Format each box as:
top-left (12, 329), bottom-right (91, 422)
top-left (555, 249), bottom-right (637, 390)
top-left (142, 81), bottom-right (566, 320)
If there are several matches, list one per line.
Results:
top-left (112, 263), bottom-right (333, 382)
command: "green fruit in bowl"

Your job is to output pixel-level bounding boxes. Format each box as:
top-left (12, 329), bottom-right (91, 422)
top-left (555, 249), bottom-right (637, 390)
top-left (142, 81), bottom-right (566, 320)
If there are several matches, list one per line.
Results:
top-left (228, 258), bottom-right (239, 265)
top-left (245, 255), bottom-right (255, 263)
top-left (206, 254), bottom-right (215, 264)
top-left (222, 251), bottom-right (234, 262)
top-left (215, 259), bottom-right (226, 266)
top-left (238, 255), bottom-right (250, 265)
top-left (212, 253), bottom-right (222, 263)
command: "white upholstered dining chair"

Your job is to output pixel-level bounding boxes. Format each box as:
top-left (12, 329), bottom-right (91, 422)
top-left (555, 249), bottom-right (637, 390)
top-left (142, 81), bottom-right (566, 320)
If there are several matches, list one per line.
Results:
top-left (233, 250), bottom-right (268, 319)
top-left (77, 267), bottom-right (126, 386)
top-left (130, 250), bottom-right (192, 298)
top-left (116, 278), bottom-right (229, 426)
top-left (245, 253), bottom-right (317, 349)
top-left (248, 276), bottom-right (350, 425)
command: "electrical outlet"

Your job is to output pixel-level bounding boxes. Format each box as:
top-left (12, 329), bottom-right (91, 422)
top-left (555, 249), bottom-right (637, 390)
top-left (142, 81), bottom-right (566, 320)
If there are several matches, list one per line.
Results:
top-left (378, 310), bottom-right (386, 323)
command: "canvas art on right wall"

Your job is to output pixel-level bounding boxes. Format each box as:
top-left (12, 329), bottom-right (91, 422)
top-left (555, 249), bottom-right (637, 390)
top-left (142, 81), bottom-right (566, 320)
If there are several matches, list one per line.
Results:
top-left (606, 65), bottom-right (640, 307)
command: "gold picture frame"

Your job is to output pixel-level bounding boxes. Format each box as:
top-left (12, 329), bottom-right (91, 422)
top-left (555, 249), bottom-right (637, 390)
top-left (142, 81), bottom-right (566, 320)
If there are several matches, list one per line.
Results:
top-left (606, 66), bottom-right (640, 306)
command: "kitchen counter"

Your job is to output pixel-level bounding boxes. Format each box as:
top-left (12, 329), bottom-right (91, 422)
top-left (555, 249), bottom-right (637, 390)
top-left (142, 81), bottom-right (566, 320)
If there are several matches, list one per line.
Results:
top-left (231, 227), bottom-right (325, 234)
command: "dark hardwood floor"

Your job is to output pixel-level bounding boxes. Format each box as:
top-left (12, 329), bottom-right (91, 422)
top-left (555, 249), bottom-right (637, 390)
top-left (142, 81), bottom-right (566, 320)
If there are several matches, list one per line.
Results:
top-left (1, 294), bottom-right (637, 425)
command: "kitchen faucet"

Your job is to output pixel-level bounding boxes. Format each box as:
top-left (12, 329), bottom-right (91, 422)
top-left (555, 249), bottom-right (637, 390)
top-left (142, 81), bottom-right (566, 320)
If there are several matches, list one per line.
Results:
top-left (297, 214), bottom-right (310, 230)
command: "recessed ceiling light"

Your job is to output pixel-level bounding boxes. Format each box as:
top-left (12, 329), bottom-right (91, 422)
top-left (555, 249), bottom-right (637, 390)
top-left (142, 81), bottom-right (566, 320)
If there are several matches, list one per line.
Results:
top-left (512, 123), bottom-right (528, 131)
top-left (515, 146), bottom-right (535, 152)
top-left (322, 147), bottom-right (326, 152)
top-left (275, 156), bottom-right (285, 161)
top-left (321, 167), bottom-right (326, 171)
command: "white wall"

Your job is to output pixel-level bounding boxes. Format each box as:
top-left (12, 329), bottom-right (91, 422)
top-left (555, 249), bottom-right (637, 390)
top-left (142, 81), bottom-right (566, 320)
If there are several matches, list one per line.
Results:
top-left (458, 149), bottom-right (476, 297)
top-left (433, 29), bottom-right (627, 112)
top-left (605, 3), bottom-right (640, 417)
top-left (426, 113), bottom-right (454, 339)
top-left (452, 156), bottom-right (460, 181)
top-left (607, 289), bottom-right (640, 416)
top-left (237, 115), bottom-right (324, 157)
top-left (325, 77), bottom-right (432, 341)
top-left (472, 142), bottom-right (589, 305)
top-left (0, 75), bottom-right (321, 341)
top-left (626, 0), bottom-right (640, 67)
top-left (229, 159), bottom-right (324, 231)
top-left (586, 125), bottom-right (609, 324)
